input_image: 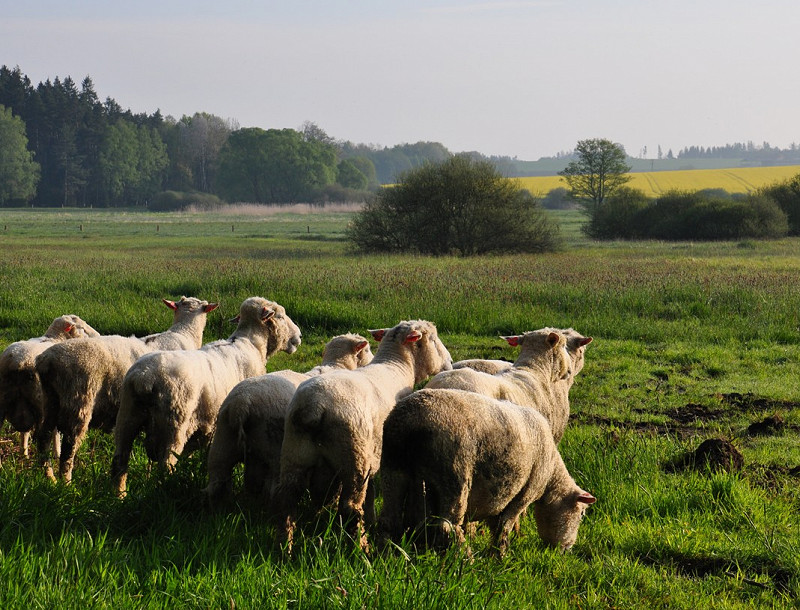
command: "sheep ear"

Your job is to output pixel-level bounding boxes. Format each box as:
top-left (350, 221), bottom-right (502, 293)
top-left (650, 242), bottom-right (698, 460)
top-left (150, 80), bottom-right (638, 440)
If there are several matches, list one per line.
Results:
top-left (229, 315), bottom-right (240, 324)
top-left (203, 303), bottom-right (219, 313)
top-left (575, 491), bottom-right (596, 505)
top-left (354, 340), bottom-right (369, 353)
top-left (579, 337), bottom-right (593, 347)
top-left (162, 299), bottom-right (178, 311)
top-left (404, 330), bottom-right (422, 344)
top-left (547, 332), bottom-right (561, 347)
top-left (369, 329), bottom-right (386, 342)
top-left (260, 307), bottom-right (276, 322)
top-left (63, 323), bottom-right (74, 334)
top-left (501, 335), bottom-right (520, 347)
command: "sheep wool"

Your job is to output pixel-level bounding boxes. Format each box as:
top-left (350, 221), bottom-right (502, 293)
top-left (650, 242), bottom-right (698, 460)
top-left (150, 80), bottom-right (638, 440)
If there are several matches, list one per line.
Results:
top-left (0, 315), bottom-right (99, 464)
top-left (379, 388), bottom-right (596, 556)
top-left (275, 319), bottom-right (452, 554)
top-left (33, 297), bottom-right (217, 482)
top-left (203, 333), bottom-right (373, 509)
top-left (111, 296), bottom-right (302, 496)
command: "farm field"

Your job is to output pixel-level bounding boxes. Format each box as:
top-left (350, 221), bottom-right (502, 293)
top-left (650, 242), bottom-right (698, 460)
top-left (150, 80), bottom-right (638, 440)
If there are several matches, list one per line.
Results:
top-left (0, 207), bottom-right (799, 608)
top-left (518, 164), bottom-right (800, 198)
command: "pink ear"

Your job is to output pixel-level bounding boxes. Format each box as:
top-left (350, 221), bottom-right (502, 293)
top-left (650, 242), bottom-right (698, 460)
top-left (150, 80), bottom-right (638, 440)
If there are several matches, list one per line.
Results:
top-left (502, 335), bottom-right (520, 347)
top-left (369, 329), bottom-right (386, 342)
top-left (261, 307), bottom-right (276, 322)
top-left (204, 303), bottom-right (219, 313)
top-left (576, 492), bottom-right (596, 505)
top-left (63, 323), bottom-right (74, 334)
top-left (354, 340), bottom-right (369, 353)
top-left (580, 337), bottom-right (593, 346)
top-left (404, 330), bottom-right (422, 344)
top-left (162, 299), bottom-right (178, 311)
top-left (547, 332), bottom-right (560, 347)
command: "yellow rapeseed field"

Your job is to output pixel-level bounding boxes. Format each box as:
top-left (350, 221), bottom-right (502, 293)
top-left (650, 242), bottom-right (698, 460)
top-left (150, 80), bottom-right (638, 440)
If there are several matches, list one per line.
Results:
top-left (517, 164), bottom-right (800, 198)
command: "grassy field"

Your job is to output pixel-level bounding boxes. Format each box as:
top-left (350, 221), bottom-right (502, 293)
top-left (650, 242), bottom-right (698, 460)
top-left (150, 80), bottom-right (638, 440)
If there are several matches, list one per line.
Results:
top-left (518, 164), bottom-right (800, 198)
top-left (0, 207), bottom-right (799, 608)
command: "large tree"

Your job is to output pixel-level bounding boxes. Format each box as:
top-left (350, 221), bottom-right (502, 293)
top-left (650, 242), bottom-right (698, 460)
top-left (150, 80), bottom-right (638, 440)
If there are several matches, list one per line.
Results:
top-left (348, 155), bottom-right (560, 255)
top-left (215, 127), bottom-right (337, 203)
top-left (0, 104), bottom-right (40, 204)
top-left (559, 138), bottom-right (631, 208)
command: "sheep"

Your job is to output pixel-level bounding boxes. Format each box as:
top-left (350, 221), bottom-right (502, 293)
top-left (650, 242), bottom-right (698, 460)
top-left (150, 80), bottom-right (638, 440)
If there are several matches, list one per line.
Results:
top-left (378, 388), bottom-right (596, 557)
top-left (274, 319), bottom-right (452, 553)
top-left (202, 333), bottom-right (373, 509)
top-left (111, 296), bottom-right (302, 497)
top-left (426, 328), bottom-right (592, 443)
top-left (34, 297), bottom-right (218, 482)
top-left (0, 315), bottom-right (99, 465)
top-left (452, 358), bottom-right (512, 375)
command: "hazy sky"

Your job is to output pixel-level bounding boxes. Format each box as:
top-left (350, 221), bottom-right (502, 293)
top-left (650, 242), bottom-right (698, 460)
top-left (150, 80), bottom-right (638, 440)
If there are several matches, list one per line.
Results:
top-left (2, 0), bottom-right (798, 160)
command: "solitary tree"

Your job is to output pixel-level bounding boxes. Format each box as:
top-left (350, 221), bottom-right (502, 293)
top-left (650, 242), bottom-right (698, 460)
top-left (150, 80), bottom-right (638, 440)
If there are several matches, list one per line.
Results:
top-left (348, 155), bottom-right (560, 255)
top-left (0, 104), bottom-right (40, 205)
top-left (559, 138), bottom-right (631, 209)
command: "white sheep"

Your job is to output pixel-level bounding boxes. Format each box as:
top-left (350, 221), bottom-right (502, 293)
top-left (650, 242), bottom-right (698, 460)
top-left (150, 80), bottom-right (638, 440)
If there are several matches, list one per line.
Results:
top-left (274, 319), bottom-right (452, 553)
top-left (203, 333), bottom-right (373, 509)
top-left (426, 328), bottom-right (592, 443)
top-left (111, 296), bottom-right (302, 496)
top-left (378, 388), bottom-right (596, 556)
top-left (0, 315), bottom-right (99, 464)
top-left (452, 358), bottom-right (512, 375)
top-left (34, 297), bottom-right (218, 482)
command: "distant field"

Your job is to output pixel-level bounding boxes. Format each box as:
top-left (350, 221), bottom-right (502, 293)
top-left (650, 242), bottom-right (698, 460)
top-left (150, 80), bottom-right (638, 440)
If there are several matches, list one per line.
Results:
top-left (518, 164), bottom-right (800, 197)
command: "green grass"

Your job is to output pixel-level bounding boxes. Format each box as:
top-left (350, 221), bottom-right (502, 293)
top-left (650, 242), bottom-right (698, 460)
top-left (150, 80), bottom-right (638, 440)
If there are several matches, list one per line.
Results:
top-left (0, 206), bottom-right (798, 608)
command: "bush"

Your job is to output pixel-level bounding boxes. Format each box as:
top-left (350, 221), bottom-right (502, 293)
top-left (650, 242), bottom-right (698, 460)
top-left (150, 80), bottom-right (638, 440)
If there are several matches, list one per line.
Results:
top-left (582, 186), bottom-right (649, 239)
top-left (347, 155), bottom-right (561, 255)
top-left (541, 187), bottom-right (576, 210)
top-left (149, 191), bottom-right (223, 212)
top-left (584, 189), bottom-right (788, 241)
top-left (759, 172), bottom-right (800, 235)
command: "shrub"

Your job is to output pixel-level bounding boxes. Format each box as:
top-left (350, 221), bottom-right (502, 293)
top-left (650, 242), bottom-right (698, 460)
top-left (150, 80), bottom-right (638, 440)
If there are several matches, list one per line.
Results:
top-left (582, 186), bottom-right (650, 239)
top-left (541, 187), bottom-right (576, 210)
top-left (759, 172), bottom-right (800, 235)
top-left (348, 155), bottom-right (561, 255)
top-left (149, 191), bottom-right (224, 212)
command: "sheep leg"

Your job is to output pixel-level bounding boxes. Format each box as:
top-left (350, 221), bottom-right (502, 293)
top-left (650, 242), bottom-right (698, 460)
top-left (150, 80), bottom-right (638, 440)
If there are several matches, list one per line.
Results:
top-left (376, 468), bottom-right (410, 545)
top-left (489, 490), bottom-right (533, 557)
top-left (432, 479), bottom-right (470, 552)
top-left (273, 471), bottom-right (308, 555)
top-left (337, 469), bottom-right (370, 552)
top-left (20, 431), bottom-right (30, 458)
top-left (34, 413), bottom-right (59, 482)
top-left (203, 415), bottom-right (245, 508)
top-left (58, 415), bottom-right (92, 484)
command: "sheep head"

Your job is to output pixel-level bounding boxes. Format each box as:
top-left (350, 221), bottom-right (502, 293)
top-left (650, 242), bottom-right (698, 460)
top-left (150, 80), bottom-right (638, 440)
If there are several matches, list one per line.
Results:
top-left (235, 297), bottom-right (302, 355)
top-left (502, 329), bottom-right (572, 381)
top-left (321, 333), bottom-right (374, 369)
top-left (44, 314), bottom-right (99, 340)
top-left (534, 486), bottom-right (596, 551)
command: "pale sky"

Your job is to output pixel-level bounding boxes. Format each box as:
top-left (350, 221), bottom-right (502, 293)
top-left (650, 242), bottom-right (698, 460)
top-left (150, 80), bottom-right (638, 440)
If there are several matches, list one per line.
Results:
top-left (2, 0), bottom-right (799, 160)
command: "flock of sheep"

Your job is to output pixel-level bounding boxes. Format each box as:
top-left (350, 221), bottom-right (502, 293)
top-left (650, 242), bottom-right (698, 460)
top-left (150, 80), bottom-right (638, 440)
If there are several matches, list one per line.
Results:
top-left (0, 295), bottom-right (596, 557)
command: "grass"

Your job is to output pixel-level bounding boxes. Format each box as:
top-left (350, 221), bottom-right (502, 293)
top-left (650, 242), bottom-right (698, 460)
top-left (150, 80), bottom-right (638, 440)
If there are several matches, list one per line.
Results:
top-left (0, 206), bottom-right (799, 608)
top-left (518, 164), bottom-right (800, 198)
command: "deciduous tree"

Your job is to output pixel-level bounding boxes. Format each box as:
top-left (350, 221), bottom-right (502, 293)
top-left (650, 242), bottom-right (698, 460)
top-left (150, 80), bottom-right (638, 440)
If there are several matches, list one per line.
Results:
top-left (559, 138), bottom-right (631, 208)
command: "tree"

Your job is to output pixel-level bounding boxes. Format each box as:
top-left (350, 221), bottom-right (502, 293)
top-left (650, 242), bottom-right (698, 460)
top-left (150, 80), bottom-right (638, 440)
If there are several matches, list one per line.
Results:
top-left (0, 105), bottom-right (39, 204)
top-left (559, 138), bottom-right (631, 209)
top-left (216, 127), bottom-right (337, 203)
top-left (348, 155), bottom-right (561, 255)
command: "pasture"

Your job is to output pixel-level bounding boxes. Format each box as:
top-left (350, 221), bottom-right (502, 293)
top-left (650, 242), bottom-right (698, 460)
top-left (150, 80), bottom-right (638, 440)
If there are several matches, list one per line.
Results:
top-left (518, 164), bottom-right (800, 198)
top-left (0, 206), bottom-right (798, 608)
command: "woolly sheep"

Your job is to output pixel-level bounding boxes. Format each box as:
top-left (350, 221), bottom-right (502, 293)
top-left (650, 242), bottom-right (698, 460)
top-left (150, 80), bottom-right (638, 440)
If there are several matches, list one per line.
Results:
top-left (426, 328), bottom-right (592, 443)
top-left (203, 333), bottom-right (373, 509)
top-left (111, 296), bottom-right (302, 496)
top-left (452, 358), bottom-right (512, 375)
top-left (274, 319), bottom-right (452, 553)
top-left (0, 315), bottom-right (99, 464)
top-left (378, 388), bottom-right (596, 556)
top-left (34, 297), bottom-right (217, 482)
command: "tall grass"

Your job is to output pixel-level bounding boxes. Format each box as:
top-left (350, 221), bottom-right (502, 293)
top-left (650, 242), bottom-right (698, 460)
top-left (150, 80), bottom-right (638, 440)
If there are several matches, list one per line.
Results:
top-left (0, 208), bottom-right (798, 608)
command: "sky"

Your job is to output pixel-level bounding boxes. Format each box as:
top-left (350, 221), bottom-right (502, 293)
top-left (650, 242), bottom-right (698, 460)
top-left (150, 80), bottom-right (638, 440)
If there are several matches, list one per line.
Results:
top-left (2, 0), bottom-right (799, 161)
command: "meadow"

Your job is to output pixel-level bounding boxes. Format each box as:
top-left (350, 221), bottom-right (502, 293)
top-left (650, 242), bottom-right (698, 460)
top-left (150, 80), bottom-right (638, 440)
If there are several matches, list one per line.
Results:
top-left (0, 206), bottom-right (798, 609)
top-left (518, 164), bottom-right (800, 198)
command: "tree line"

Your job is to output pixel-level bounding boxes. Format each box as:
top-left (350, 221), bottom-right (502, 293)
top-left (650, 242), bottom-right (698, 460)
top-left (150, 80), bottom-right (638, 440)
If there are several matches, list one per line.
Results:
top-left (0, 66), bottom-right (464, 207)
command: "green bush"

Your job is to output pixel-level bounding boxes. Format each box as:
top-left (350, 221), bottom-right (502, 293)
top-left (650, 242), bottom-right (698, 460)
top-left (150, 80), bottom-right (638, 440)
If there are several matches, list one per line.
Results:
top-left (582, 186), bottom-right (650, 239)
top-left (149, 190), bottom-right (223, 212)
top-left (584, 189), bottom-right (788, 241)
top-left (759, 172), bottom-right (800, 235)
top-left (347, 155), bottom-right (561, 255)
